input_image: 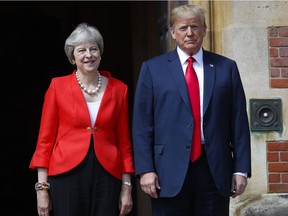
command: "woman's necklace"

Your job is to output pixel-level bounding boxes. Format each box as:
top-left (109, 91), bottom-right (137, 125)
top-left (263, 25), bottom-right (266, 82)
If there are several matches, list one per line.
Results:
top-left (75, 71), bottom-right (102, 95)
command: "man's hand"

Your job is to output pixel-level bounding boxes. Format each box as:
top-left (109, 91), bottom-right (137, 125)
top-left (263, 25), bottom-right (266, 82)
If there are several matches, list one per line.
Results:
top-left (140, 172), bottom-right (161, 198)
top-left (231, 174), bottom-right (248, 198)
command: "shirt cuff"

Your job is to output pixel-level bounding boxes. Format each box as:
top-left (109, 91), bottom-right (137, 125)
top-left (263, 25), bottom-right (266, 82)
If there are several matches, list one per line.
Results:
top-left (233, 172), bottom-right (247, 178)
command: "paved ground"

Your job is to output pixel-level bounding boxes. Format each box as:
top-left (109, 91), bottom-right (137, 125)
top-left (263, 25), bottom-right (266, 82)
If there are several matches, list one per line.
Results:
top-left (241, 194), bottom-right (288, 216)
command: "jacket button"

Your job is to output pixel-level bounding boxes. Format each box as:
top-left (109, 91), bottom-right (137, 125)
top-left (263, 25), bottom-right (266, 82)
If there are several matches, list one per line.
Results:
top-left (86, 126), bottom-right (91, 131)
top-left (93, 127), bottom-right (98, 131)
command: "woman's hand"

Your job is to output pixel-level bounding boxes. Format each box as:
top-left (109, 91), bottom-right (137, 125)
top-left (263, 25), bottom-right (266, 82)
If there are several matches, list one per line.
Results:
top-left (37, 190), bottom-right (52, 216)
top-left (119, 184), bottom-right (133, 216)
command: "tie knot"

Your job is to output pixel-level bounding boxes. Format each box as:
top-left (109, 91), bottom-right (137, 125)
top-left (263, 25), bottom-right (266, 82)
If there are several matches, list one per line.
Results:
top-left (187, 56), bottom-right (195, 64)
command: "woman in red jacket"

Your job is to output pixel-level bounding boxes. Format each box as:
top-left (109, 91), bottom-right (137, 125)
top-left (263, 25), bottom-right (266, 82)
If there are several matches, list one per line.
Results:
top-left (30, 22), bottom-right (134, 216)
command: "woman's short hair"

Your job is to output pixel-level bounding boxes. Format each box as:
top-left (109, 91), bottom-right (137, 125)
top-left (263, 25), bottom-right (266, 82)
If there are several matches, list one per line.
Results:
top-left (64, 23), bottom-right (104, 65)
top-left (169, 5), bottom-right (207, 28)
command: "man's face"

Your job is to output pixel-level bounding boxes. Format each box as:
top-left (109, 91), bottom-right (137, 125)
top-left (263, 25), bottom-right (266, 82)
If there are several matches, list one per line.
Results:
top-left (170, 16), bottom-right (206, 55)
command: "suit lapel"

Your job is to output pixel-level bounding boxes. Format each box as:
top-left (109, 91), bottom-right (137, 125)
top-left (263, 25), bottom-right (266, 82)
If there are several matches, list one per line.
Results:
top-left (203, 51), bottom-right (216, 115)
top-left (95, 71), bottom-right (112, 127)
top-left (167, 50), bottom-right (192, 112)
top-left (70, 71), bottom-right (91, 126)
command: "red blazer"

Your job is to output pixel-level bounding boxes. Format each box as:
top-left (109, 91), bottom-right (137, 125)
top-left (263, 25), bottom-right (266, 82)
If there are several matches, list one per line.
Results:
top-left (30, 71), bottom-right (134, 180)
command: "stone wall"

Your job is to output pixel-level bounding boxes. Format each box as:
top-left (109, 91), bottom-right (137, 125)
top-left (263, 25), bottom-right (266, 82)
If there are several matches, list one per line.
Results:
top-left (194, 0), bottom-right (288, 215)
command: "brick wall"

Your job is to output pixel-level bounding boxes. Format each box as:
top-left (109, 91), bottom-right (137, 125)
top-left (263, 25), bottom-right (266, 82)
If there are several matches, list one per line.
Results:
top-left (269, 26), bottom-right (288, 88)
top-left (267, 27), bottom-right (288, 192)
top-left (267, 141), bottom-right (288, 192)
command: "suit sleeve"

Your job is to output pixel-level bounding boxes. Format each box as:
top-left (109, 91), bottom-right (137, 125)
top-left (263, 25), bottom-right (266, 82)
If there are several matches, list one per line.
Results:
top-left (29, 79), bottom-right (59, 169)
top-left (115, 84), bottom-right (135, 174)
top-left (132, 62), bottom-right (155, 177)
top-left (231, 61), bottom-right (251, 178)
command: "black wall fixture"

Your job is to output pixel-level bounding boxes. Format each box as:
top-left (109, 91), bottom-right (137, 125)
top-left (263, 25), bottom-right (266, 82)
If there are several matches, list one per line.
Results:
top-left (250, 98), bottom-right (283, 132)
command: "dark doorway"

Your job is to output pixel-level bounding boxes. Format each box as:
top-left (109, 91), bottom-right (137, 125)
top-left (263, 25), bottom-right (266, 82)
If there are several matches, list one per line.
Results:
top-left (0, 1), bottom-right (168, 215)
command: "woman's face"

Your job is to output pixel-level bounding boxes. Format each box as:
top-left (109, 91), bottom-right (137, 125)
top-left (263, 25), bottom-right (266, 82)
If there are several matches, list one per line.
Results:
top-left (73, 42), bottom-right (101, 74)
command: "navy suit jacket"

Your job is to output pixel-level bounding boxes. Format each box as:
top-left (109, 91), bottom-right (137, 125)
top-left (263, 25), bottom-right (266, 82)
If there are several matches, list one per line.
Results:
top-left (132, 49), bottom-right (251, 197)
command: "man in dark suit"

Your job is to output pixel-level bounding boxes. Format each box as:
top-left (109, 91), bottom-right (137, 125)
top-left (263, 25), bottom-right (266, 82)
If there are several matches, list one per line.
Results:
top-left (132, 4), bottom-right (251, 216)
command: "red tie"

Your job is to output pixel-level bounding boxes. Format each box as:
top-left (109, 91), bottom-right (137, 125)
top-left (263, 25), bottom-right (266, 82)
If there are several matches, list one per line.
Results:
top-left (185, 57), bottom-right (201, 162)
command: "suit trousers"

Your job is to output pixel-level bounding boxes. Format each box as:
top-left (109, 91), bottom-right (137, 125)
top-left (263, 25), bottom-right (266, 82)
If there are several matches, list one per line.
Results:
top-left (48, 136), bottom-right (121, 216)
top-left (151, 146), bottom-right (230, 216)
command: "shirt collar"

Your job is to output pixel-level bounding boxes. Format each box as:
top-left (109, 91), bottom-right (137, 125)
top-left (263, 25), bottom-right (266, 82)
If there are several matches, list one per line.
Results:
top-left (177, 47), bottom-right (203, 66)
